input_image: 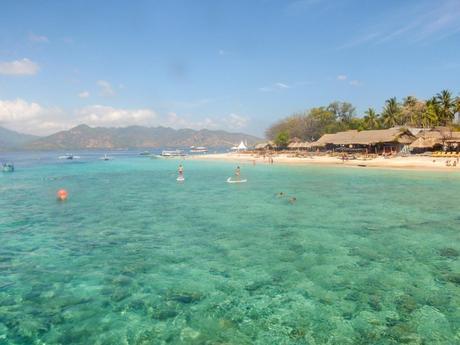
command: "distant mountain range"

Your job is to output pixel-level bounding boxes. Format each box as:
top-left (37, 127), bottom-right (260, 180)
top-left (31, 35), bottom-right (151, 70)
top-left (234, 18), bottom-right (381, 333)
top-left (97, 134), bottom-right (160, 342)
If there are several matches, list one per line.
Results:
top-left (0, 127), bottom-right (39, 150)
top-left (0, 124), bottom-right (261, 150)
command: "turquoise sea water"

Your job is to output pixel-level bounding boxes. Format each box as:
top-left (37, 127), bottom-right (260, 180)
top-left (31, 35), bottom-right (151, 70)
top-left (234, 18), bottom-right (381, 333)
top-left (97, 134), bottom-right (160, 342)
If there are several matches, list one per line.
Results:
top-left (0, 152), bottom-right (459, 345)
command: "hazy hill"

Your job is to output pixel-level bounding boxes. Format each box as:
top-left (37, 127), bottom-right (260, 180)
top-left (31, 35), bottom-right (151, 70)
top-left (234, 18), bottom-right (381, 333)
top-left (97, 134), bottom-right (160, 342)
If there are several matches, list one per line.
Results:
top-left (0, 126), bottom-right (39, 150)
top-left (23, 124), bottom-right (261, 149)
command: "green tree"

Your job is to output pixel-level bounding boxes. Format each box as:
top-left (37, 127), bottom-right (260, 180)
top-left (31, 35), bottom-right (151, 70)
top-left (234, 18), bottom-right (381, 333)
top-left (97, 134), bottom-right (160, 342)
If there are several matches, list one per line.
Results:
top-left (436, 90), bottom-right (455, 125)
top-left (402, 96), bottom-right (426, 127)
top-left (327, 101), bottom-right (356, 124)
top-left (421, 99), bottom-right (438, 128)
top-left (382, 97), bottom-right (402, 128)
top-left (275, 131), bottom-right (290, 148)
top-left (363, 108), bottom-right (380, 129)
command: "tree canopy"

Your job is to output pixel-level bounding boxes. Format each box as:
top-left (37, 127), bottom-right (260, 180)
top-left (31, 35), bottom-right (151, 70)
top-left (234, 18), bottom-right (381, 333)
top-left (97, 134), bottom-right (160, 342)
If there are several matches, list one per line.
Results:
top-left (266, 91), bottom-right (460, 141)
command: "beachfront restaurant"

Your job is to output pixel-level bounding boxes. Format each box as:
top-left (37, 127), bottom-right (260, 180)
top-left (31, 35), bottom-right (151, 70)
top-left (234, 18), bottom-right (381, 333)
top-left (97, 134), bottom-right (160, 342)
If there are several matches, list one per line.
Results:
top-left (410, 128), bottom-right (460, 154)
top-left (311, 128), bottom-right (416, 154)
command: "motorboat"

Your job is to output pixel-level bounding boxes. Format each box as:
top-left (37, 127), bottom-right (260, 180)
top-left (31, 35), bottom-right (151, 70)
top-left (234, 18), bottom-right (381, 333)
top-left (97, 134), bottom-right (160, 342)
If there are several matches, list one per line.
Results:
top-left (2, 162), bottom-right (14, 172)
top-left (190, 146), bottom-right (208, 153)
top-left (139, 151), bottom-right (150, 156)
top-left (58, 153), bottom-right (80, 160)
top-left (100, 154), bottom-right (112, 161)
top-left (161, 150), bottom-right (186, 157)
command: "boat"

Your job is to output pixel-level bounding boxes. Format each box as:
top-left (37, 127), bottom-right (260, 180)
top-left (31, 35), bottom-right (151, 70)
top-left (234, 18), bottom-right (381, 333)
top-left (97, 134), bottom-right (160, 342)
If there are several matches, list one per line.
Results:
top-left (190, 146), bottom-right (208, 153)
top-left (139, 151), bottom-right (150, 156)
top-left (2, 163), bottom-right (14, 172)
top-left (227, 177), bottom-right (247, 184)
top-left (100, 154), bottom-right (112, 161)
top-left (149, 154), bottom-right (163, 159)
top-left (161, 150), bottom-right (186, 157)
top-left (58, 153), bottom-right (80, 160)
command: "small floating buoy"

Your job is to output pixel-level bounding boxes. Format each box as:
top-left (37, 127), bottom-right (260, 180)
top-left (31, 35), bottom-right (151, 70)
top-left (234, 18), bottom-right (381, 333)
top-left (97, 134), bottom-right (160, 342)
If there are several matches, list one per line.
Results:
top-left (57, 189), bottom-right (68, 201)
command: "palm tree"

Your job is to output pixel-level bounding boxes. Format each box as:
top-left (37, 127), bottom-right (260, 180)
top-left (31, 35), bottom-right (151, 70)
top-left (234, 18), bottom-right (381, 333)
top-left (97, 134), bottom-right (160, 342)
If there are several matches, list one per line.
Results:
top-left (382, 97), bottom-right (402, 128)
top-left (402, 96), bottom-right (418, 126)
top-left (454, 96), bottom-right (460, 123)
top-left (436, 90), bottom-right (455, 125)
top-left (422, 97), bottom-right (440, 128)
top-left (363, 108), bottom-right (380, 129)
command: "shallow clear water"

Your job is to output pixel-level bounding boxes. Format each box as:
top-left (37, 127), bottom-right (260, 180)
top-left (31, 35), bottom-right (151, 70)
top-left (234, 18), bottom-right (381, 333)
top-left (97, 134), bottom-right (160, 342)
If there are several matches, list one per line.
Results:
top-left (0, 152), bottom-right (459, 345)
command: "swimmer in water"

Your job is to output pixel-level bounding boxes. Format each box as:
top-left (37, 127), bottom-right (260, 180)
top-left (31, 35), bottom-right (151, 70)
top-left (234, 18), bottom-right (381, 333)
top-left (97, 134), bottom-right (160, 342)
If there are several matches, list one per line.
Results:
top-left (277, 192), bottom-right (285, 198)
top-left (288, 197), bottom-right (297, 205)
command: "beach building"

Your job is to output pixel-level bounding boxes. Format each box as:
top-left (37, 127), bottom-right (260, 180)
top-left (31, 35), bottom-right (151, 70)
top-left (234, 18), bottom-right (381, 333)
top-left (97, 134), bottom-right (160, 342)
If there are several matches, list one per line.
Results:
top-left (311, 128), bottom-right (416, 154)
top-left (410, 127), bottom-right (460, 153)
top-left (255, 141), bottom-right (276, 151)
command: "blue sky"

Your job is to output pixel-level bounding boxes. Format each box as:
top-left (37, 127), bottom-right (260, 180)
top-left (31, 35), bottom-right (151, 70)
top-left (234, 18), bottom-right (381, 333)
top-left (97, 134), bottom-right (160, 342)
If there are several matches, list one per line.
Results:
top-left (0, 0), bottom-right (459, 136)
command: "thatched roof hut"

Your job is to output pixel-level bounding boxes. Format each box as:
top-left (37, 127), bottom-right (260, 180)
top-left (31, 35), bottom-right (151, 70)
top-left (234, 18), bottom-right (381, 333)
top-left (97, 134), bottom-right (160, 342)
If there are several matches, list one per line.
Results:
top-left (410, 137), bottom-right (441, 149)
top-left (412, 128), bottom-right (460, 149)
top-left (255, 141), bottom-right (276, 150)
top-left (313, 128), bottom-right (415, 147)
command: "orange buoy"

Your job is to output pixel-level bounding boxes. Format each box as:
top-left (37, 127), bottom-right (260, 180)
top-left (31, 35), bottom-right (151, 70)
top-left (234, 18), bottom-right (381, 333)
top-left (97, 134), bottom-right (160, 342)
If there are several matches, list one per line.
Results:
top-left (57, 189), bottom-right (68, 201)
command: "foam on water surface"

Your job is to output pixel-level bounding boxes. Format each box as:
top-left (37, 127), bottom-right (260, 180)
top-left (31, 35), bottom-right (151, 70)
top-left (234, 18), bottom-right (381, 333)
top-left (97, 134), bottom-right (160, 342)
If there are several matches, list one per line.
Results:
top-left (0, 152), bottom-right (459, 344)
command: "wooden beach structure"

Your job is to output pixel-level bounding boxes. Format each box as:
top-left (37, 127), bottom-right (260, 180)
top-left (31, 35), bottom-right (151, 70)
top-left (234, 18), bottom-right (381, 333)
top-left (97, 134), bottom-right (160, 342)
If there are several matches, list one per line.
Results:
top-left (310, 128), bottom-right (416, 154)
top-left (410, 127), bottom-right (460, 153)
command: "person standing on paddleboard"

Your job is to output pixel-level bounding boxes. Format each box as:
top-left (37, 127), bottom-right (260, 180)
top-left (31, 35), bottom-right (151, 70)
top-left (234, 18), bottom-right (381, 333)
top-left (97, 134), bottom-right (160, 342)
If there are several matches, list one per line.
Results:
top-left (178, 164), bottom-right (184, 178)
top-left (235, 166), bottom-right (241, 181)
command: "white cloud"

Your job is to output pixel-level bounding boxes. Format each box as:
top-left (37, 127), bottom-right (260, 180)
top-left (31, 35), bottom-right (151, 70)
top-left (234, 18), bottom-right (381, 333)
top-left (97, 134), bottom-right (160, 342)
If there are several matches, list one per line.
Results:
top-left (165, 112), bottom-right (218, 130)
top-left (337, 75), bottom-right (347, 81)
top-left (224, 113), bottom-right (248, 129)
top-left (0, 99), bottom-right (42, 122)
top-left (76, 105), bottom-right (156, 127)
top-left (340, 0), bottom-right (460, 48)
top-left (29, 33), bottom-right (49, 43)
top-left (97, 80), bottom-right (116, 97)
top-left (275, 82), bottom-right (290, 89)
top-left (259, 82), bottom-right (291, 92)
top-left (0, 98), bottom-right (65, 135)
top-left (0, 59), bottom-right (39, 75)
top-left (349, 80), bottom-right (363, 86)
top-left (78, 91), bottom-right (90, 99)
top-left (0, 98), bottom-right (248, 135)
top-left (164, 112), bottom-right (249, 131)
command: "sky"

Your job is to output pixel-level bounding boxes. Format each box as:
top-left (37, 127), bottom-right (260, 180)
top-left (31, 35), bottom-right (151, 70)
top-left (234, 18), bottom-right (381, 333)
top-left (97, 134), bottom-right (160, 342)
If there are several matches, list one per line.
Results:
top-left (0, 0), bottom-right (459, 136)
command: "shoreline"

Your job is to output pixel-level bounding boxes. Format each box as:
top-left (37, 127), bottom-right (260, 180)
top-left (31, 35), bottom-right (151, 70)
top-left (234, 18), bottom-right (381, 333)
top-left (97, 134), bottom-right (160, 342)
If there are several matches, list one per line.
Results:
top-left (188, 152), bottom-right (460, 172)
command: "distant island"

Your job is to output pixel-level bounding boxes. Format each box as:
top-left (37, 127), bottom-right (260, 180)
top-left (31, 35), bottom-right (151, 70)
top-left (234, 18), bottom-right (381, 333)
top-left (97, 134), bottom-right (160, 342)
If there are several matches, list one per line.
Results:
top-left (0, 124), bottom-right (261, 151)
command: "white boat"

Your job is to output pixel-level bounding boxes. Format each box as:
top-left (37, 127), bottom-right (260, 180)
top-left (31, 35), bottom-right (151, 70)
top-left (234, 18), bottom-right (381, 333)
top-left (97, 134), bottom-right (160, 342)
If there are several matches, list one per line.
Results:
top-left (190, 146), bottom-right (208, 153)
top-left (2, 163), bottom-right (14, 172)
top-left (161, 150), bottom-right (186, 157)
top-left (58, 153), bottom-right (80, 160)
top-left (100, 154), bottom-right (112, 161)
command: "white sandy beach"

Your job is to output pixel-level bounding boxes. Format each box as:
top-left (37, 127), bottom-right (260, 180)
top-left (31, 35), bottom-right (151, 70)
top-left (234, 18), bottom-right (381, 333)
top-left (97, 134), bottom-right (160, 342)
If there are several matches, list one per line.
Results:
top-left (189, 152), bottom-right (460, 171)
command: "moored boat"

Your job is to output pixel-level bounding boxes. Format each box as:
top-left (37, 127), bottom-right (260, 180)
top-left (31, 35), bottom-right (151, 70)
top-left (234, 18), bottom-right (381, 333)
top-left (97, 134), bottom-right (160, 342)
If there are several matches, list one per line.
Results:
top-left (161, 150), bottom-right (186, 157)
top-left (100, 154), bottom-right (112, 161)
top-left (58, 153), bottom-right (80, 160)
top-left (2, 162), bottom-right (14, 172)
top-left (190, 146), bottom-right (208, 153)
